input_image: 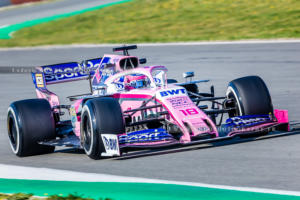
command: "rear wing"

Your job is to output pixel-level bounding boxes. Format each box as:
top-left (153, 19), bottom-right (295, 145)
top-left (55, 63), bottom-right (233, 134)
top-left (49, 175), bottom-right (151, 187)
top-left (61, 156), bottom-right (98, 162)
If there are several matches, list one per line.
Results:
top-left (32, 58), bottom-right (102, 88)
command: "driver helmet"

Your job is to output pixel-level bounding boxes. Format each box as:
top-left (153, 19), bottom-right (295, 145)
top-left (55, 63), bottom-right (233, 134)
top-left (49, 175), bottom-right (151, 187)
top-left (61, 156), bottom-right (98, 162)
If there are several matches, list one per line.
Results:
top-left (124, 74), bottom-right (149, 90)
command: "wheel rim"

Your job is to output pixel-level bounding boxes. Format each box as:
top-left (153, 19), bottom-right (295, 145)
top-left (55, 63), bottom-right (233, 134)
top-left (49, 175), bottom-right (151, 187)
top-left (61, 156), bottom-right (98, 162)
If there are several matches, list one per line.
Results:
top-left (227, 92), bottom-right (240, 117)
top-left (8, 115), bottom-right (18, 152)
top-left (83, 115), bottom-right (92, 153)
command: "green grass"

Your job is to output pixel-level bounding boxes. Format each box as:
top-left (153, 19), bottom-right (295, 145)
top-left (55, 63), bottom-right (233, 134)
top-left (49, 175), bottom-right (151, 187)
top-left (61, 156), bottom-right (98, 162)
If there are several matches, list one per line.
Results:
top-left (0, 0), bottom-right (299, 47)
top-left (0, 193), bottom-right (33, 200)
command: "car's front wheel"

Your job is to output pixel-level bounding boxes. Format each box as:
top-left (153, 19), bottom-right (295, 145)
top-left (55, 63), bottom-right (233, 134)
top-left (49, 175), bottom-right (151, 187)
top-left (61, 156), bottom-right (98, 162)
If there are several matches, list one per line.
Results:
top-left (80, 97), bottom-right (125, 160)
top-left (226, 75), bottom-right (273, 117)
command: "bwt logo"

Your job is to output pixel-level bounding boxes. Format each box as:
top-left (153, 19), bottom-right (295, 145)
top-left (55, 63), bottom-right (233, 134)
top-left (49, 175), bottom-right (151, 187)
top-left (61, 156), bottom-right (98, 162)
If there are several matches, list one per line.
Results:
top-left (103, 137), bottom-right (118, 150)
top-left (160, 89), bottom-right (186, 97)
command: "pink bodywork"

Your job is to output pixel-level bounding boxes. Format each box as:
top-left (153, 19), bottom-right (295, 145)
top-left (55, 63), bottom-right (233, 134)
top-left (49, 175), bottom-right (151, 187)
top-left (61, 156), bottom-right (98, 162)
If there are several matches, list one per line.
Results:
top-left (274, 109), bottom-right (290, 131)
top-left (104, 66), bottom-right (218, 143)
top-left (36, 89), bottom-right (60, 108)
top-left (34, 53), bottom-right (290, 146)
top-left (71, 99), bottom-right (83, 136)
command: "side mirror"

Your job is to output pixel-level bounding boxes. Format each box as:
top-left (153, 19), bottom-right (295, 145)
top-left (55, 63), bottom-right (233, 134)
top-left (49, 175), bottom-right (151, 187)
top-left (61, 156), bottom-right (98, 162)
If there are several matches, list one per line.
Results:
top-left (139, 58), bottom-right (147, 64)
top-left (183, 71), bottom-right (194, 78)
top-left (183, 71), bottom-right (194, 79)
top-left (183, 71), bottom-right (194, 82)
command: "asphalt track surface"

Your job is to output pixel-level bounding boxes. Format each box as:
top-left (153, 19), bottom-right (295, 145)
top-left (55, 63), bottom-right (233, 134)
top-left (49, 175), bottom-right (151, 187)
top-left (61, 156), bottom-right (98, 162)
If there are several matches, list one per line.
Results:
top-left (0, 42), bottom-right (300, 191)
top-left (0, 0), bottom-right (121, 27)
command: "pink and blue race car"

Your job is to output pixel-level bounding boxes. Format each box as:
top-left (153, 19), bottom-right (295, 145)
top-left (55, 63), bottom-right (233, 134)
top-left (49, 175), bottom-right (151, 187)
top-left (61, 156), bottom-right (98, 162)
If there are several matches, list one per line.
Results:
top-left (7, 45), bottom-right (290, 159)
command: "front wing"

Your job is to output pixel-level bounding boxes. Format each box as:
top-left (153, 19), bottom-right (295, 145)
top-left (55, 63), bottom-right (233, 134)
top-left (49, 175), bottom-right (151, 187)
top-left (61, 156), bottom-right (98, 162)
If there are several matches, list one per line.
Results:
top-left (39, 112), bottom-right (291, 151)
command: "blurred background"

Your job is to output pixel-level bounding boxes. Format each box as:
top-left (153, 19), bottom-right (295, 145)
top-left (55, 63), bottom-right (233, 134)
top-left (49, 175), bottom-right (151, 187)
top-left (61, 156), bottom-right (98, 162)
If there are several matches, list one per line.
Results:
top-left (0, 0), bottom-right (41, 6)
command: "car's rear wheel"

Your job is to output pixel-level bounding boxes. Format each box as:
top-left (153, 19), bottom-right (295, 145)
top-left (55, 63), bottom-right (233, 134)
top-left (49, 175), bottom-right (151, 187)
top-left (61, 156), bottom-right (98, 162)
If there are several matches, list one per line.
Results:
top-left (7, 99), bottom-right (55, 156)
top-left (81, 97), bottom-right (125, 160)
top-left (226, 75), bottom-right (273, 117)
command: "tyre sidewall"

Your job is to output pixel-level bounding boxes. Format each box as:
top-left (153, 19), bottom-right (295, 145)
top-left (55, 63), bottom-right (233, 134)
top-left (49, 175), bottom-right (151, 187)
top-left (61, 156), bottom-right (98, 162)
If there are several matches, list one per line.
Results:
top-left (7, 99), bottom-right (55, 156)
top-left (226, 85), bottom-right (243, 116)
top-left (7, 105), bottom-right (22, 155)
top-left (81, 102), bottom-right (103, 158)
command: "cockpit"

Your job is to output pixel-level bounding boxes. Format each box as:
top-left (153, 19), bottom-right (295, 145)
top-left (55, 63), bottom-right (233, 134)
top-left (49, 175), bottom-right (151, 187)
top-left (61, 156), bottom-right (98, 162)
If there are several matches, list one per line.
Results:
top-left (103, 66), bottom-right (168, 94)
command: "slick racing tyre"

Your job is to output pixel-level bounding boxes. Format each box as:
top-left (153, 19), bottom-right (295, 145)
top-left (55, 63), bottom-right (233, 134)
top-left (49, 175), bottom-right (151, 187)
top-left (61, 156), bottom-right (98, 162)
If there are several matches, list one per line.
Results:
top-left (226, 75), bottom-right (273, 117)
top-left (7, 99), bottom-right (56, 157)
top-left (81, 97), bottom-right (125, 160)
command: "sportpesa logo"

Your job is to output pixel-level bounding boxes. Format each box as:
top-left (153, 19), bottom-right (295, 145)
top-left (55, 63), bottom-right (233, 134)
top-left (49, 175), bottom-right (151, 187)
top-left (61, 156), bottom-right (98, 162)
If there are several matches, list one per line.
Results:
top-left (43, 59), bottom-right (102, 82)
top-left (119, 130), bottom-right (171, 144)
top-left (226, 115), bottom-right (272, 128)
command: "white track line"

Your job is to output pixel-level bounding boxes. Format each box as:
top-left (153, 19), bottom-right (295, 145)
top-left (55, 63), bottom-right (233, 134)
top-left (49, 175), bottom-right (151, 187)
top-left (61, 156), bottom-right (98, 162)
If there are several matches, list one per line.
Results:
top-left (0, 164), bottom-right (300, 196)
top-left (0, 39), bottom-right (299, 51)
top-left (0, 25), bottom-right (8, 29)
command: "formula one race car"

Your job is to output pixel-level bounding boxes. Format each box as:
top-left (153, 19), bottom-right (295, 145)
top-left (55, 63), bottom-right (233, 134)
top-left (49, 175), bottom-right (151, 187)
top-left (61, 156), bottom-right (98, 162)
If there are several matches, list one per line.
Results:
top-left (7, 45), bottom-right (290, 159)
